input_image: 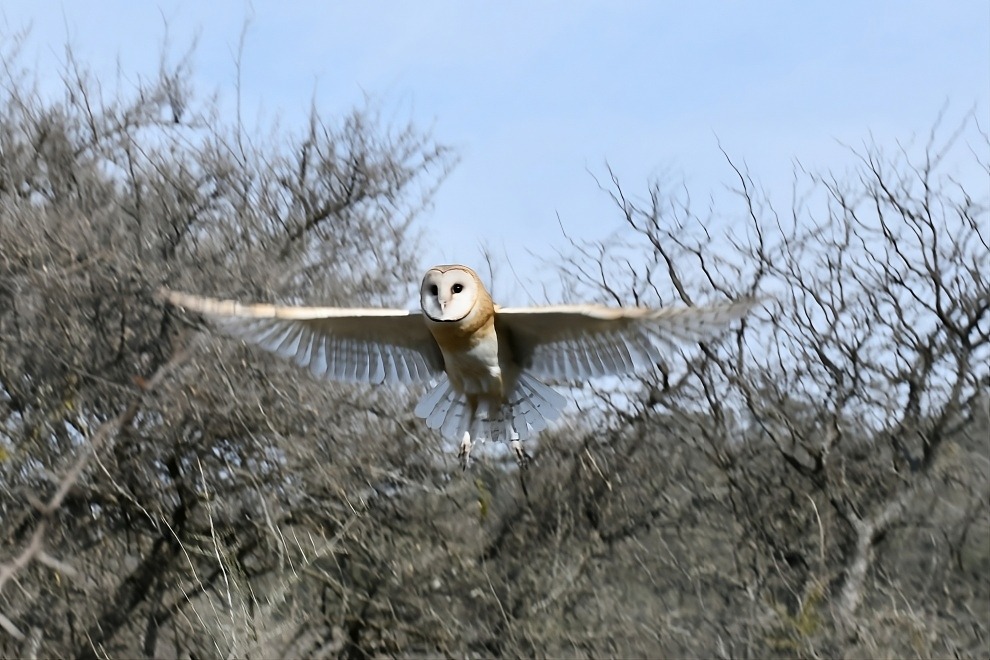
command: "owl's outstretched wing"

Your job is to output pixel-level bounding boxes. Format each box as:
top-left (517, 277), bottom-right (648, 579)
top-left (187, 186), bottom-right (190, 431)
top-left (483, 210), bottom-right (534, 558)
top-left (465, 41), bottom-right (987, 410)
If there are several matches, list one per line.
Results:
top-left (495, 299), bottom-right (758, 380)
top-left (161, 290), bottom-right (444, 384)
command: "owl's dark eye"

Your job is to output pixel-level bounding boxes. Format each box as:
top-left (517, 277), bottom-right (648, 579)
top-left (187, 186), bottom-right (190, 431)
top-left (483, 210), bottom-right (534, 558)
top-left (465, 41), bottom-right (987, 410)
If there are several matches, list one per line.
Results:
top-left (429, 284), bottom-right (439, 296)
top-left (451, 283), bottom-right (464, 294)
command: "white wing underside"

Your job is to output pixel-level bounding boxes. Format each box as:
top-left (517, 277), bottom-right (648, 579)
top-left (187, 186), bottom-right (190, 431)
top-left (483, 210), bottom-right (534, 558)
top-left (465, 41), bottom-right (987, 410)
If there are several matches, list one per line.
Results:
top-left (163, 290), bottom-right (757, 444)
top-left (496, 299), bottom-right (757, 381)
top-left (162, 291), bottom-right (444, 385)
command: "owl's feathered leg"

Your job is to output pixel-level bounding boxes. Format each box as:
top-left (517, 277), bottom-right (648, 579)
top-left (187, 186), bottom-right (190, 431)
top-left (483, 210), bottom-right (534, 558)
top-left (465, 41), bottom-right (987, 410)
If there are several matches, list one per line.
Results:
top-left (458, 397), bottom-right (481, 470)
top-left (458, 431), bottom-right (473, 470)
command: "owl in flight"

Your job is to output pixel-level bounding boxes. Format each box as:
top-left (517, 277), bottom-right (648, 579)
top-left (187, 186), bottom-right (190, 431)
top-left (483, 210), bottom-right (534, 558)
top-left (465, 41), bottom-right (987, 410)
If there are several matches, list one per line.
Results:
top-left (162, 265), bottom-right (756, 468)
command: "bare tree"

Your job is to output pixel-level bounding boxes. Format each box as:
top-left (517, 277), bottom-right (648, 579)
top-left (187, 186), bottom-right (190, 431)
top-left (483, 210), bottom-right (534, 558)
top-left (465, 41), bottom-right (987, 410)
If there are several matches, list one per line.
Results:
top-left (0, 33), bottom-right (454, 658)
top-left (547, 112), bottom-right (989, 657)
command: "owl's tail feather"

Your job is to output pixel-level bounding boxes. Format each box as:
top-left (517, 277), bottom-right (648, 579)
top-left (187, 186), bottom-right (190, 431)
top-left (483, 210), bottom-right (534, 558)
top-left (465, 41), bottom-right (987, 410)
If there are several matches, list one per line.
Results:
top-left (498, 373), bottom-right (567, 441)
top-left (415, 376), bottom-right (462, 433)
top-left (413, 374), bottom-right (567, 447)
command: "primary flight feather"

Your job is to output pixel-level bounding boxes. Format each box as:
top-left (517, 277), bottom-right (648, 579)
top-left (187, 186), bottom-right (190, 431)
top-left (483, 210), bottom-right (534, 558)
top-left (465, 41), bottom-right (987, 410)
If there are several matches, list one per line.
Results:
top-left (162, 264), bottom-right (757, 467)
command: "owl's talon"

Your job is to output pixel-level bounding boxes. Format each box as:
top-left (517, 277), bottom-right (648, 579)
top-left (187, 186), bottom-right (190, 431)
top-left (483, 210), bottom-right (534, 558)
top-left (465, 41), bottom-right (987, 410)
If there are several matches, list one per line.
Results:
top-left (458, 432), bottom-right (473, 470)
top-left (511, 440), bottom-right (531, 469)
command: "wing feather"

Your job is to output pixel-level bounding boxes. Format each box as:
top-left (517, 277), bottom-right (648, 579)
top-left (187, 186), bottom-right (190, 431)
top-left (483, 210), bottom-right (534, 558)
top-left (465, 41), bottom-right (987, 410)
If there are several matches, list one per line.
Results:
top-left (591, 335), bottom-right (617, 374)
top-left (496, 299), bottom-right (758, 381)
top-left (310, 334), bottom-right (330, 379)
top-left (607, 331), bottom-right (636, 371)
top-left (594, 335), bottom-right (618, 373)
top-left (162, 289), bottom-right (444, 385)
top-left (582, 339), bottom-right (603, 375)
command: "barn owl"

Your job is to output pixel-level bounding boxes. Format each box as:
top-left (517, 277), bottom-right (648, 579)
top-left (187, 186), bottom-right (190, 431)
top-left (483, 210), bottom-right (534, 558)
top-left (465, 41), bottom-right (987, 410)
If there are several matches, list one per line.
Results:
top-left (162, 265), bottom-right (756, 467)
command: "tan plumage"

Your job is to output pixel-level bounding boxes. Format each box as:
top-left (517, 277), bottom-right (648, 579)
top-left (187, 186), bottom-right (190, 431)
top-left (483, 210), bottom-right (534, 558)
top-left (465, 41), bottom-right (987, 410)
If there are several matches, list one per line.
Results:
top-left (161, 264), bottom-right (758, 467)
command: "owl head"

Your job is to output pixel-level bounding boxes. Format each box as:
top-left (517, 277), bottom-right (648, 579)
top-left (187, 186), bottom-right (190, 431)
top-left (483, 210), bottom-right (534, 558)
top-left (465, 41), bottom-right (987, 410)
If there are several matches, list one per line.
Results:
top-left (420, 265), bottom-right (488, 323)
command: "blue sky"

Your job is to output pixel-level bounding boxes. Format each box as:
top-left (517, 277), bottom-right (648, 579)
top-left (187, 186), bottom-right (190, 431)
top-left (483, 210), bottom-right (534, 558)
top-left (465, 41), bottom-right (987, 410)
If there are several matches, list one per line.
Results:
top-left (2, 2), bottom-right (987, 303)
